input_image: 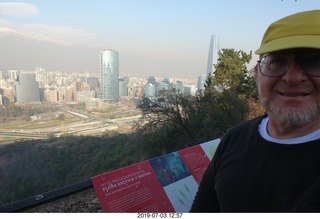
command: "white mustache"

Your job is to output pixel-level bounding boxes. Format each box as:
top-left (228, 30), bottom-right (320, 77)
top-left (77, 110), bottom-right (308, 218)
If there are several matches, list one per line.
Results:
top-left (276, 84), bottom-right (313, 96)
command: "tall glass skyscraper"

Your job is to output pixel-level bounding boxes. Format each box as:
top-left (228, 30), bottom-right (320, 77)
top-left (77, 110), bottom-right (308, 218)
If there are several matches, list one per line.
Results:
top-left (100, 49), bottom-right (119, 103)
top-left (206, 34), bottom-right (220, 77)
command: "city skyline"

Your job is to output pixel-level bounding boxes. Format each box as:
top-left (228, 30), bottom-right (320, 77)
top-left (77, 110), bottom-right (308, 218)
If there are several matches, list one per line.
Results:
top-left (0, 1), bottom-right (319, 78)
top-left (0, 67), bottom-right (200, 108)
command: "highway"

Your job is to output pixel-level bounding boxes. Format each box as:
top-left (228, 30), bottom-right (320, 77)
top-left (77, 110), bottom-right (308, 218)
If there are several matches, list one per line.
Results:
top-left (0, 106), bottom-right (142, 142)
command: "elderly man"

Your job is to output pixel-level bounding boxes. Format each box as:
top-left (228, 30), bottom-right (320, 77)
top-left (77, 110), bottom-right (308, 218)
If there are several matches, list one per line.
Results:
top-left (190, 10), bottom-right (320, 212)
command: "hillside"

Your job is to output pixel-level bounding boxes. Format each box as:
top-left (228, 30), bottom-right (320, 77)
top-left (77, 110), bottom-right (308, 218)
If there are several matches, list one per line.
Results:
top-left (0, 133), bottom-right (145, 210)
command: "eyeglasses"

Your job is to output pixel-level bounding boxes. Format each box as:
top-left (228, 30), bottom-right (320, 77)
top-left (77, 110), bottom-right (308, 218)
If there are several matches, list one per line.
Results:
top-left (257, 51), bottom-right (320, 77)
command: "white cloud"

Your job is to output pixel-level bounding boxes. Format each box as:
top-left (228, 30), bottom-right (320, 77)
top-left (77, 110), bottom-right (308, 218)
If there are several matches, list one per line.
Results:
top-left (0, 2), bottom-right (39, 18)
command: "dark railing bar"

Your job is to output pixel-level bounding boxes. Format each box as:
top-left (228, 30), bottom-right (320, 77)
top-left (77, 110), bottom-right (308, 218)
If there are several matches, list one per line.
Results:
top-left (0, 179), bottom-right (93, 212)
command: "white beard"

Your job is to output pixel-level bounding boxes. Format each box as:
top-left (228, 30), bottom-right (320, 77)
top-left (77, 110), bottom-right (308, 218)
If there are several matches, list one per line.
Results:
top-left (267, 101), bottom-right (320, 126)
top-left (257, 84), bottom-right (320, 126)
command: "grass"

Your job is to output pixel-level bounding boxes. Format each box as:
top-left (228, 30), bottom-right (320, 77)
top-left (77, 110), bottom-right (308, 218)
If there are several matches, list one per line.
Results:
top-left (1, 117), bottom-right (79, 130)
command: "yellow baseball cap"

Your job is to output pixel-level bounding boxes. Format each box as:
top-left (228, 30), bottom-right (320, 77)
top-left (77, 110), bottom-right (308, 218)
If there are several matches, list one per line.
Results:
top-left (255, 10), bottom-right (320, 55)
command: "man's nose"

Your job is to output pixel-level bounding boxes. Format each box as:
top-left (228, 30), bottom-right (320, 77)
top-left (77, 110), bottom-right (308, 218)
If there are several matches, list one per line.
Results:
top-left (281, 59), bottom-right (308, 84)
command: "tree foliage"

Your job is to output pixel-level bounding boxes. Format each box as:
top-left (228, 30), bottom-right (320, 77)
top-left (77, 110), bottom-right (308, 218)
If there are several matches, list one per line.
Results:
top-left (134, 90), bottom-right (203, 155)
top-left (0, 104), bottom-right (59, 122)
top-left (134, 48), bottom-right (263, 156)
top-left (0, 48), bottom-right (266, 208)
top-left (0, 133), bottom-right (142, 206)
top-left (210, 48), bottom-right (252, 92)
top-left (135, 88), bottom-right (250, 156)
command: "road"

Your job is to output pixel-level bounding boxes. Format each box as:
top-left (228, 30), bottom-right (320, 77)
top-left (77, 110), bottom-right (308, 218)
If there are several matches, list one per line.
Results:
top-left (0, 107), bottom-right (142, 142)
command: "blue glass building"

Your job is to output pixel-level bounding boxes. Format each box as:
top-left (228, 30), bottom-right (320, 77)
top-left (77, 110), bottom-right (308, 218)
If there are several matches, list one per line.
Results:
top-left (100, 50), bottom-right (119, 103)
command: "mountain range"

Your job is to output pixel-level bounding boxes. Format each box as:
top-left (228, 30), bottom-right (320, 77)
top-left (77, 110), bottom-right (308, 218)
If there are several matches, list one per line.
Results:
top-left (0, 28), bottom-right (100, 73)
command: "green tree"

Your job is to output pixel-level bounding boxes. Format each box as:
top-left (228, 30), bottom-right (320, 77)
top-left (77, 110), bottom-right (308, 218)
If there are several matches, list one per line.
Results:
top-left (208, 48), bottom-right (263, 119)
top-left (135, 90), bottom-right (204, 154)
top-left (210, 48), bottom-right (254, 95)
top-left (135, 88), bottom-right (249, 157)
top-left (134, 48), bottom-right (259, 157)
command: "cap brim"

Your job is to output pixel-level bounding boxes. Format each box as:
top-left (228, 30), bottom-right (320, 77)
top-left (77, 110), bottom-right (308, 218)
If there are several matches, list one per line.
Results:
top-left (255, 35), bottom-right (320, 55)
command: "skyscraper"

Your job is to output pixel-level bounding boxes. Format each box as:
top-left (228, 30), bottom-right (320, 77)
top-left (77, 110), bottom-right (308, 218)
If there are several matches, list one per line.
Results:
top-left (142, 83), bottom-right (156, 102)
top-left (147, 76), bottom-right (157, 85)
top-left (206, 34), bottom-right (220, 77)
top-left (100, 49), bottom-right (119, 103)
top-left (86, 77), bottom-right (100, 90)
top-left (35, 66), bottom-right (46, 88)
top-left (197, 75), bottom-right (207, 93)
top-left (119, 76), bottom-right (129, 97)
top-left (15, 73), bottom-right (40, 103)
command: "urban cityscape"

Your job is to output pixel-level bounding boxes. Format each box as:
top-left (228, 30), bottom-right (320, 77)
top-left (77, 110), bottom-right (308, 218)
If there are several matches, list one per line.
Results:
top-left (0, 35), bottom-right (219, 140)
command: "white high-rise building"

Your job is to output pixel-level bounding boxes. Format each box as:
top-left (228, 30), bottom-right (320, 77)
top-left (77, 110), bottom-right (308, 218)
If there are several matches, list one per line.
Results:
top-left (100, 50), bottom-right (119, 103)
top-left (206, 34), bottom-right (220, 77)
top-left (7, 70), bottom-right (19, 80)
top-left (197, 75), bottom-right (207, 93)
top-left (35, 66), bottom-right (46, 88)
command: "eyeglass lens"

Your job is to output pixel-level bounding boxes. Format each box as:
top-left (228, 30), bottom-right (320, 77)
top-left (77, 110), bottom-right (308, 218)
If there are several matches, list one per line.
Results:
top-left (259, 52), bottom-right (320, 77)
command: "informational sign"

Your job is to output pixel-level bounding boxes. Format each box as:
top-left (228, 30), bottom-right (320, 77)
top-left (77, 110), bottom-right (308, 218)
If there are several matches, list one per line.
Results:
top-left (92, 161), bottom-right (175, 212)
top-left (179, 145), bottom-right (211, 185)
top-left (91, 138), bottom-right (220, 212)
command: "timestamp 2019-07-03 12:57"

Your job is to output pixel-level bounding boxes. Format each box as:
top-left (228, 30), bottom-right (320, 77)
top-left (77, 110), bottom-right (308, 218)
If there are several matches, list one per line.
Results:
top-left (136, 213), bottom-right (183, 218)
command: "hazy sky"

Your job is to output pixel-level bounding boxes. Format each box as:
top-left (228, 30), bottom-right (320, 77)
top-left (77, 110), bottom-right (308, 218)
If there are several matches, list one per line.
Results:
top-left (0, 0), bottom-right (320, 78)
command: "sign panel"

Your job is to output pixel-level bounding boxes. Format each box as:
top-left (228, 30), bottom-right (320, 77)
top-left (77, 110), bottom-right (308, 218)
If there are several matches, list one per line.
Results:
top-left (92, 161), bottom-right (174, 212)
top-left (179, 145), bottom-right (211, 185)
top-left (92, 138), bottom-right (221, 212)
top-left (149, 151), bottom-right (198, 212)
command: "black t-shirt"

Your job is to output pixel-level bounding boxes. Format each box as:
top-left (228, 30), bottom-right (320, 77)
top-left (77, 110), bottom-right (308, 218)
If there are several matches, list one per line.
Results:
top-left (190, 116), bottom-right (320, 212)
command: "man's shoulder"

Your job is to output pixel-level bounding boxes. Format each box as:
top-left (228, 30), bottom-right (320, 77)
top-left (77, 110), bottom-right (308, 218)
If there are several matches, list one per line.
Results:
top-left (218, 115), bottom-right (266, 146)
top-left (227, 115), bottom-right (266, 135)
top-left (215, 115), bottom-right (266, 157)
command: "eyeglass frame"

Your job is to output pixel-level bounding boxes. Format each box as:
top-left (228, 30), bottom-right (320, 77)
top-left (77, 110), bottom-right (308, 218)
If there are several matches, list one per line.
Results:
top-left (256, 49), bottom-right (320, 77)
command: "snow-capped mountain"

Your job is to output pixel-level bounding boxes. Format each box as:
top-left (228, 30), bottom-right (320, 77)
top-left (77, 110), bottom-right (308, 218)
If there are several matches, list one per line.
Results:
top-left (0, 28), bottom-right (72, 46)
top-left (0, 28), bottom-right (99, 73)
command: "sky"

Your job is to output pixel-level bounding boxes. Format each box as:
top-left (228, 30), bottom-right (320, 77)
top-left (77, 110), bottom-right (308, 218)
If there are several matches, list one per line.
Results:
top-left (0, 0), bottom-right (320, 78)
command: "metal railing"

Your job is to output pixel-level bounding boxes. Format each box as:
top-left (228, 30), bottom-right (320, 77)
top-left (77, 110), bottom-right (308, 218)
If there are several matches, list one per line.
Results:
top-left (0, 179), bottom-right (93, 212)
